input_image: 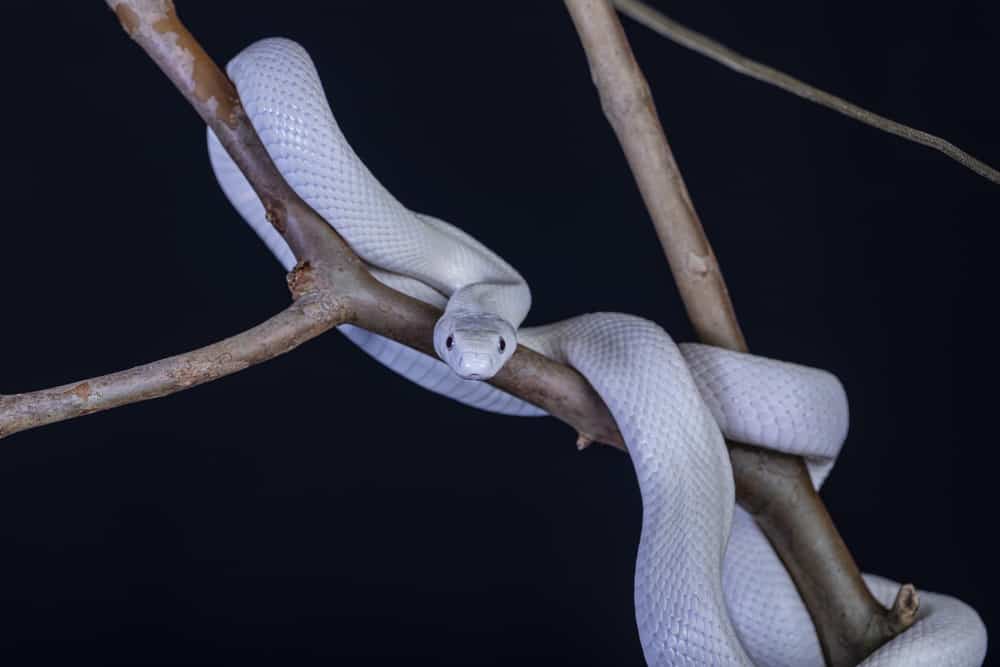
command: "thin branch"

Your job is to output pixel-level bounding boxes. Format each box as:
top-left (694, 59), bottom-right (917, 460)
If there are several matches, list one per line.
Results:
top-left (564, 1), bottom-right (916, 664)
top-left (0, 269), bottom-right (345, 440)
top-left (105, 0), bottom-right (346, 264)
top-left (565, 0), bottom-right (745, 351)
top-left (612, 0), bottom-right (1000, 185)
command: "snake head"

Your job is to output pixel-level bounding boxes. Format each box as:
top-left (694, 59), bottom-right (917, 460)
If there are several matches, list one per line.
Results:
top-left (433, 310), bottom-right (517, 380)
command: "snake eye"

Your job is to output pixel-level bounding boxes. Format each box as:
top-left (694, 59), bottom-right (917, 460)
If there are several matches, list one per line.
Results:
top-left (498, 337), bottom-right (506, 353)
top-left (446, 335), bottom-right (454, 350)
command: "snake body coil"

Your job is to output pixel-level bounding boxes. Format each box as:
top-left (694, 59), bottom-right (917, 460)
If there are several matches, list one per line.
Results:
top-left (208, 38), bottom-right (987, 666)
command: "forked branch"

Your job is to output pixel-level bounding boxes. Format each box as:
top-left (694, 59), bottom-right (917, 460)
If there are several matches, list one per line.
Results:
top-left (2, 0), bottom-right (624, 452)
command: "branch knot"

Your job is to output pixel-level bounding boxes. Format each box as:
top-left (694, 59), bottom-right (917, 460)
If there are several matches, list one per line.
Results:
top-left (286, 261), bottom-right (317, 300)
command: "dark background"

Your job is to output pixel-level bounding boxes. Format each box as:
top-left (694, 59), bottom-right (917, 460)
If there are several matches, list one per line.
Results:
top-left (1, 1), bottom-right (997, 665)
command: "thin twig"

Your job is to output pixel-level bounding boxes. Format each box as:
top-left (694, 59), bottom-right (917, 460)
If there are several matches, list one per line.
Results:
top-left (0, 271), bottom-right (345, 440)
top-left (564, 1), bottom-right (917, 664)
top-left (612, 0), bottom-right (1000, 185)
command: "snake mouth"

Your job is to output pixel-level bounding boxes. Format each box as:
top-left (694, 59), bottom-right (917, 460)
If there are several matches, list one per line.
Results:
top-left (456, 352), bottom-right (495, 380)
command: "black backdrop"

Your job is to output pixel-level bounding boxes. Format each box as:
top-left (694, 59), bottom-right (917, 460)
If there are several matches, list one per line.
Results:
top-left (1, 1), bottom-right (997, 665)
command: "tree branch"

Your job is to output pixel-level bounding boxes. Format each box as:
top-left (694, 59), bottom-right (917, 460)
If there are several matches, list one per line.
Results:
top-left (564, 0), bottom-right (745, 351)
top-left (563, 1), bottom-right (916, 664)
top-left (0, 270), bottom-right (345, 440)
top-left (612, 0), bottom-right (1000, 185)
top-left (2, 0), bottom-right (624, 453)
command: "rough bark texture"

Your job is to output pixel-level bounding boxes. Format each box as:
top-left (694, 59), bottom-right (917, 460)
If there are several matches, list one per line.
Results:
top-left (563, 1), bottom-right (917, 664)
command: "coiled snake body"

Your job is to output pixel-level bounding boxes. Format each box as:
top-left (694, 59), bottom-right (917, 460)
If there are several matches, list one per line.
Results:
top-left (208, 39), bottom-right (987, 666)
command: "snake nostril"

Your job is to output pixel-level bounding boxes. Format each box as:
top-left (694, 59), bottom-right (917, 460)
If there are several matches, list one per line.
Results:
top-left (446, 335), bottom-right (454, 350)
top-left (499, 337), bottom-right (506, 353)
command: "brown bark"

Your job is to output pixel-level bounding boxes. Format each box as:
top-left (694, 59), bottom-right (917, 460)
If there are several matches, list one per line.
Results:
top-left (563, 1), bottom-right (917, 664)
top-left (0, 275), bottom-right (346, 440)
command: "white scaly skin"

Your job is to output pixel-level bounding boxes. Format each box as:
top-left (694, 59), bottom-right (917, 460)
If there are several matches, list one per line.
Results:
top-left (208, 38), bottom-right (987, 666)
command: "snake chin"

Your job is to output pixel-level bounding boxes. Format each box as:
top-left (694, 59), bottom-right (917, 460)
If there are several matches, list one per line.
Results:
top-left (433, 310), bottom-right (517, 380)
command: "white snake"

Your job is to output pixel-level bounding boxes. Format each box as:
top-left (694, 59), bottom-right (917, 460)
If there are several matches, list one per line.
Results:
top-left (207, 39), bottom-right (987, 666)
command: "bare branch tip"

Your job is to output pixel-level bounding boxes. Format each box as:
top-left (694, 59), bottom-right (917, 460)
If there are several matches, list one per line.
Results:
top-left (106, 0), bottom-right (172, 33)
top-left (889, 583), bottom-right (920, 629)
top-left (611, 0), bottom-right (1000, 185)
